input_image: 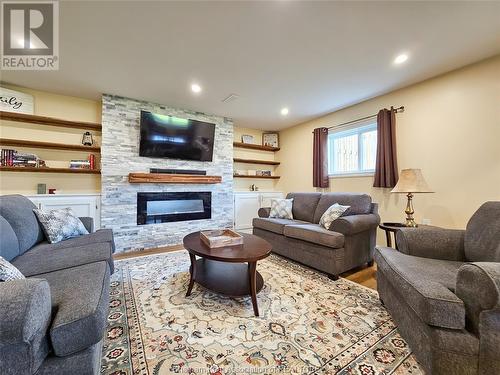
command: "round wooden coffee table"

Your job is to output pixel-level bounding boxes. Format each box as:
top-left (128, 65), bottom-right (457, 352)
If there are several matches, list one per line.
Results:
top-left (183, 231), bottom-right (272, 317)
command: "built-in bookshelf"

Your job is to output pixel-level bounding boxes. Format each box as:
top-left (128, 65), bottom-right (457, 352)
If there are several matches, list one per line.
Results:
top-left (0, 111), bottom-right (101, 174)
top-left (233, 141), bottom-right (280, 181)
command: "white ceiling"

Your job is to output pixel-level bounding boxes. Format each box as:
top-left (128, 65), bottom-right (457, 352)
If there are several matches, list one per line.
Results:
top-left (3, 1), bottom-right (500, 130)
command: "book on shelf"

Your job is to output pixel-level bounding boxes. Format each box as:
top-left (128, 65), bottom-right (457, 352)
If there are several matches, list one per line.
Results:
top-left (69, 160), bottom-right (91, 169)
top-left (1, 148), bottom-right (97, 171)
top-left (69, 155), bottom-right (97, 170)
top-left (1, 149), bottom-right (42, 167)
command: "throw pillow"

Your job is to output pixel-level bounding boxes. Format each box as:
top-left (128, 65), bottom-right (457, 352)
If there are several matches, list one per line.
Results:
top-left (269, 198), bottom-right (294, 220)
top-left (319, 203), bottom-right (350, 230)
top-left (34, 207), bottom-right (89, 244)
top-left (0, 256), bottom-right (25, 281)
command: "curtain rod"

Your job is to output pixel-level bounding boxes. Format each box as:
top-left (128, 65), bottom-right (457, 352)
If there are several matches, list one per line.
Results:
top-left (315, 106), bottom-right (405, 132)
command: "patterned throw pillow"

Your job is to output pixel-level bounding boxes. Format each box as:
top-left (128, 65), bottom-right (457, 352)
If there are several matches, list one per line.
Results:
top-left (269, 198), bottom-right (294, 220)
top-left (319, 203), bottom-right (350, 230)
top-left (0, 256), bottom-right (25, 281)
top-left (34, 207), bottom-right (89, 244)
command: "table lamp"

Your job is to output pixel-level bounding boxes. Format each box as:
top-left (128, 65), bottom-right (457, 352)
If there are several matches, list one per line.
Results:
top-left (391, 169), bottom-right (434, 227)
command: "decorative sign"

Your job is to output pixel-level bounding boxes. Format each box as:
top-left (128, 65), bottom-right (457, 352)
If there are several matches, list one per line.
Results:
top-left (0, 87), bottom-right (34, 114)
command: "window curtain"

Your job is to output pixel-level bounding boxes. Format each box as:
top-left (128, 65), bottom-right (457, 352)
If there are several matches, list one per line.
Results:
top-left (313, 127), bottom-right (329, 188)
top-left (373, 107), bottom-right (398, 188)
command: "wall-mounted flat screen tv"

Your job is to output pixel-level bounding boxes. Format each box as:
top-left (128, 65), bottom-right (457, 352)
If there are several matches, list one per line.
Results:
top-left (139, 111), bottom-right (216, 162)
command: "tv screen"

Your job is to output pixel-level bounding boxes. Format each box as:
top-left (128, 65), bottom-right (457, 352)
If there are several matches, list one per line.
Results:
top-left (139, 111), bottom-right (215, 161)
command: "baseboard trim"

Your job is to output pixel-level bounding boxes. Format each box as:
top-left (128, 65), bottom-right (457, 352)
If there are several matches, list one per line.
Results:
top-left (113, 244), bottom-right (185, 260)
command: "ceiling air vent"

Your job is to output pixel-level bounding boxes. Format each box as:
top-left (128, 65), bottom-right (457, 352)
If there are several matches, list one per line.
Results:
top-left (222, 94), bottom-right (239, 103)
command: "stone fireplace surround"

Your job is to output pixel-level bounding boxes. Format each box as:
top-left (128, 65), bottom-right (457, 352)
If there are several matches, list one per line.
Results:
top-left (101, 94), bottom-right (234, 252)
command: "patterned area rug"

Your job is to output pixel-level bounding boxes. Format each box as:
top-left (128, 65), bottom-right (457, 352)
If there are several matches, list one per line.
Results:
top-left (101, 251), bottom-right (424, 375)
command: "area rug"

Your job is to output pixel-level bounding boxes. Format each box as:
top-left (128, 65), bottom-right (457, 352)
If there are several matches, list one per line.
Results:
top-left (101, 251), bottom-right (424, 375)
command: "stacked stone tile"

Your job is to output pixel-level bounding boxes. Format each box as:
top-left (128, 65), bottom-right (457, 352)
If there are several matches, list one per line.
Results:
top-left (101, 94), bottom-right (234, 252)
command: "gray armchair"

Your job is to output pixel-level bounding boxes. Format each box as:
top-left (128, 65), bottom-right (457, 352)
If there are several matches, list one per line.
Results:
top-left (375, 201), bottom-right (500, 375)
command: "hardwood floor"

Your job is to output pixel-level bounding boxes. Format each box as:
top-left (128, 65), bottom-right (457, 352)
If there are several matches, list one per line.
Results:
top-left (113, 244), bottom-right (184, 260)
top-left (342, 263), bottom-right (377, 290)
top-left (114, 246), bottom-right (378, 290)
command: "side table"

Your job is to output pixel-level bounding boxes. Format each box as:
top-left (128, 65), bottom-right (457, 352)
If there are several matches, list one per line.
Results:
top-left (378, 222), bottom-right (408, 249)
top-left (379, 222), bottom-right (434, 249)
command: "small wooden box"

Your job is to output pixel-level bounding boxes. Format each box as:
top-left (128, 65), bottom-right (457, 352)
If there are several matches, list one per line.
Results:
top-left (200, 229), bottom-right (243, 248)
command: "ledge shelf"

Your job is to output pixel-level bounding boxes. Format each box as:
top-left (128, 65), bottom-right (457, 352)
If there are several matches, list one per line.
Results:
top-left (233, 142), bottom-right (280, 152)
top-left (1, 111), bottom-right (102, 131)
top-left (0, 138), bottom-right (100, 152)
top-left (233, 175), bottom-right (280, 179)
top-left (129, 173), bottom-right (222, 184)
top-left (0, 166), bottom-right (101, 174)
top-left (233, 158), bottom-right (280, 166)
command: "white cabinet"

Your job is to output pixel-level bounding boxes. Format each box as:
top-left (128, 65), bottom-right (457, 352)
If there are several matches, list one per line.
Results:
top-left (234, 193), bottom-right (260, 232)
top-left (233, 192), bottom-right (284, 232)
top-left (27, 194), bottom-right (101, 230)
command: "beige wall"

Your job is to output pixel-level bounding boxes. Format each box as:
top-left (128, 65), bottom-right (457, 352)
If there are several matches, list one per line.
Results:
top-left (233, 126), bottom-right (280, 192)
top-left (0, 84), bottom-right (102, 194)
top-left (276, 56), bottom-right (500, 237)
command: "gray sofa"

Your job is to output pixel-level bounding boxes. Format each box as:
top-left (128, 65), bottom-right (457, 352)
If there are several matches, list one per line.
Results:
top-left (253, 192), bottom-right (380, 278)
top-left (375, 201), bottom-right (500, 374)
top-left (0, 195), bottom-right (115, 375)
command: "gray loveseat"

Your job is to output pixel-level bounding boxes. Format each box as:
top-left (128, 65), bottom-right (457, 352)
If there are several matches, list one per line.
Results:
top-left (375, 201), bottom-right (500, 374)
top-left (0, 195), bottom-right (115, 375)
top-left (253, 192), bottom-right (380, 278)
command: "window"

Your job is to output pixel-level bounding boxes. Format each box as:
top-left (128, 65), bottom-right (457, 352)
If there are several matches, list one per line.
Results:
top-left (327, 122), bottom-right (377, 176)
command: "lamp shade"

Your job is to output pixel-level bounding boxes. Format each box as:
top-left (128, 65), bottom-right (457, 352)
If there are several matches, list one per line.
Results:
top-left (391, 169), bottom-right (434, 193)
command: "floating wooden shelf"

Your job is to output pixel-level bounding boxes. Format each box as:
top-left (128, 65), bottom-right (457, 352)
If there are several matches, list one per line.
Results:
top-left (0, 166), bottom-right (101, 174)
top-left (233, 142), bottom-right (280, 152)
top-left (233, 175), bottom-right (280, 179)
top-left (129, 173), bottom-right (222, 184)
top-left (233, 158), bottom-right (280, 166)
top-left (0, 111), bottom-right (102, 131)
top-left (0, 138), bottom-right (100, 152)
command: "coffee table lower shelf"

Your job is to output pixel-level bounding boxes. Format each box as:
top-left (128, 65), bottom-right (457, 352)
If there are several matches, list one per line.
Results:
top-left (186, 258), bottom-right (264, 316)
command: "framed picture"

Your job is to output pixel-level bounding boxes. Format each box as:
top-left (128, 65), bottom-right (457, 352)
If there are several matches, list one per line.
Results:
top-left (262, 132), bottom-right (279, 148)
top-left (241, 134), bottom-right (254, 144)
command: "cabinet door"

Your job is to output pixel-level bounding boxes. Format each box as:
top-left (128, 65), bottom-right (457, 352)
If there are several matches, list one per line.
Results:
top-left (28, 196), bottom-right (100, 230)
top-left (259, 192), bottom-right (284, 208)
top-left (234, 194), bottom-right (260, 230)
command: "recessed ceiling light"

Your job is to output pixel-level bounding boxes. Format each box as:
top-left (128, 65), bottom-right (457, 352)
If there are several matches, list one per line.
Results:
top-left (394, 53), bottom-right (409, 65)
top-left (281, 107), bottom-right (289, 116)
top-left (191, 83), bottom-right (202, 93)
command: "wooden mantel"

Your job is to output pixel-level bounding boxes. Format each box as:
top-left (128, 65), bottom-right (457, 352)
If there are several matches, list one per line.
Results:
top-left (128, 173), bottom-right (222, 184)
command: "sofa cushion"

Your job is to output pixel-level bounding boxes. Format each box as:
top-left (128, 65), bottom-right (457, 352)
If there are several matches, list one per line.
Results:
top-left (375, 247), bottom-right (466, 329)
top-left (12, 240), bottom-right (114, 277)
top-left (0, 256), bottom-right (25, 281)
top-left (464, 201), bottom-right (500, 262)
top-left (269, 198), bottom-right (294, 219)
top-left (253, 217), bottom-right (309, 235)
top-left (0, 215), bottom-right (20, 261)
top-left (285, 193), bottom-right (322, 222)
top-left (33, 208), bottom-right (89, 244)
top-left (0, 195), bottom-right (44, 254)
top-left (36, 261), bottom-right (110, 357)
top-left (284, 224), bottom-right (345, 249)
top-left (32, 229), bottom-right (115, 252)
top-left (319, 203), bottom-right (350, 230)
top-left (313, 193), bottom-right (372, 223)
